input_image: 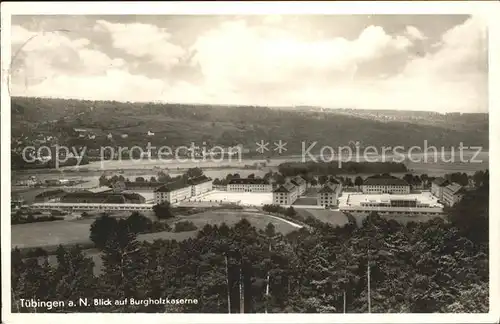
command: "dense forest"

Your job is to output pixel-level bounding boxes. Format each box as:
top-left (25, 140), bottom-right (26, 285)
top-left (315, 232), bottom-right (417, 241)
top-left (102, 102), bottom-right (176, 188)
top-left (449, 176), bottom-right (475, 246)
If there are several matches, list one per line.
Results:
top-left (11, 176), bottom-right (489, 313)
top-left (11, 97), bottom-right (489, 152)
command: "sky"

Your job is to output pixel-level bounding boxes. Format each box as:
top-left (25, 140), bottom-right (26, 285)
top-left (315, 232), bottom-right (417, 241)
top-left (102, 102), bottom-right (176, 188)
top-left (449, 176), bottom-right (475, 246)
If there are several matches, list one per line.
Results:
top-left (10, 14), bottom-right (488, 113)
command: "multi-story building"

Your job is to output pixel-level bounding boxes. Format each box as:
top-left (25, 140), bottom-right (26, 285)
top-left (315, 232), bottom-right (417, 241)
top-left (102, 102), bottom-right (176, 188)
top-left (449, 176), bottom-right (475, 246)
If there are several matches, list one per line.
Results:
top-left (431, 177), bottom-right (449, 201)
top-left (189, 176), bottom-right (213, 196)
top-left (362, 175), bottom-right (410, 194)
top-left (340, 194), bottom-right (444, 217)
top-left (227, 178), bottom-right (272, 192)
top-left (442, 182), bottom-right (465, 207)
top-left (318, 182), bottom-right (342, 208)
top-left (273, 182), bottom-right (299, 205)
top-left (290, 175), bottom-right (307, 196)
top-left (154, 177), bottom-right (214, 204)
top-left (154, 181), bottom-right (192, 204)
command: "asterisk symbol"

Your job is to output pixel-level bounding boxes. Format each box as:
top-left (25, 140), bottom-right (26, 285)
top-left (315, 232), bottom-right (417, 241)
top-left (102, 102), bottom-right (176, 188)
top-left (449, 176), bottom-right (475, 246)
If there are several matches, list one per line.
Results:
top-left (256, 140), bottom-right (269, 154)
top-left (273, 140), bottom-right (287, 154)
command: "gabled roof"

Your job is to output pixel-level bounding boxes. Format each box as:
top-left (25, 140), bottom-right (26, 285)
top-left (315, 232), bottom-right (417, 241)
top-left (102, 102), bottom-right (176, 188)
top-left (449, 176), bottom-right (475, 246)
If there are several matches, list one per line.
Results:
top-left (445, 182), bottom-right (464, 195)
top-left (319, 182), bottom-right (341, 194)
top-left (291, 175), bottom-right (306, 186)
top-left (432, 177), bottom-right (449, 187)
top-left (363, 175), bottom-right (409, 186)
top-left (273, 182), bottom-right (297, 193)
top-left (154, 181), bottom-right (190, 193)
top-left (328, 177), bottom-right (341, 184)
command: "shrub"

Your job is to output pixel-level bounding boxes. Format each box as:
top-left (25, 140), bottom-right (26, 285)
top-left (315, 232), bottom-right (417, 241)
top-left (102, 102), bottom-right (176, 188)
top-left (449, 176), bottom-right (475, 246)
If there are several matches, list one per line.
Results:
top-left (173, 221), bottom-right (197, 233)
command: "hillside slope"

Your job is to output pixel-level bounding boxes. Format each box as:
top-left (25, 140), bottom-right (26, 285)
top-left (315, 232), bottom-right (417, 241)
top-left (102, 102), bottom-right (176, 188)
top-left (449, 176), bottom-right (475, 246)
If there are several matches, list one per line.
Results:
top-left (11, 97), bottom-right (489, 152)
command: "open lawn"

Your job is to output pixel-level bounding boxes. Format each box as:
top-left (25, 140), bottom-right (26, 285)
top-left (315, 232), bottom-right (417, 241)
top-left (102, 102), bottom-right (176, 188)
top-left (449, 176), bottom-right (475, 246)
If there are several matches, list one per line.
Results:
top-left (13, 209), bottom-right (300, 250)
top-left (293, 197), bottom-right (318, 206)
top-left (36, 210), bottom-right (302, 275)
top-left (297, 209), bottom-right (350, 227)
top-left (12, 219), bottom-right (95, 249)
top-left (175, 210), bottom-right (301, 234)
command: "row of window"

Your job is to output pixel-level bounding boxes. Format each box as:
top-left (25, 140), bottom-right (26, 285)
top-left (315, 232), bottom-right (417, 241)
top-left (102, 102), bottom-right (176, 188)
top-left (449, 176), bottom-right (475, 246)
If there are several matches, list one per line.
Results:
top-left (346, 210), bottom-right (443, 216)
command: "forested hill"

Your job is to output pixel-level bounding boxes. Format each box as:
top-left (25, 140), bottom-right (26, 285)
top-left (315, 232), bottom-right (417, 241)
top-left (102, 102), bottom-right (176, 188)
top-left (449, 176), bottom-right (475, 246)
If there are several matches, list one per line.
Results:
top-left (11, 97), bottom-right (489, 151)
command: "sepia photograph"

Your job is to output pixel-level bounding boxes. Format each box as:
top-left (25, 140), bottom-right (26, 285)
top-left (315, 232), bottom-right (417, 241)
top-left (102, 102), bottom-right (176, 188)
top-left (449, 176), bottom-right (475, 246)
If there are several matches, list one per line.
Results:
top-left (1, 1), bottom-right (498, 323)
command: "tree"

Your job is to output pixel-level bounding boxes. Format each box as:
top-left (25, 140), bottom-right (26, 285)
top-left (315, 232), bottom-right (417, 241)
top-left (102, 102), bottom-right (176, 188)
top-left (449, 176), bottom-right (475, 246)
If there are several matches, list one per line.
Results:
top-left (100, 220), bottom-right (147, 305)
top-left (135, 176), bottom-right (145, 182)
top-left (186, 167), bottom-right (204, 179)
top-left (99, 175), bottom-right (109, 187)
top-left (310, 178), bottom-right (318, 187)
top-left (248, 173), bottom-right (255, 179)
top-left (90, 214), bottom-right (118, 249)
top-left (152, 202), bottom-right (174, 220)
top-left (150, 176), bottom-right (157, 182)
top-left (403, 174), bottom-right (414, 187)
top-left (126, 212), bottom-right (152, 234)
top-left (354, 176), bottom-right (364, 190)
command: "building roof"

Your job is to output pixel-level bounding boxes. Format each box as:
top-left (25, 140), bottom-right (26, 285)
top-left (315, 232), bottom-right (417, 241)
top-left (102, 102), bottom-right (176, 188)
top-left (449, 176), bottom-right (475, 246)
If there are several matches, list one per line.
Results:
top-left (35, 189), bottom-right (67, 199)
top-left (445, 182), bottom-right (465, 195)
top-left (318, 182), bottom-right (341, 194)
top-left (328, 177), bottom-right (341, 184)
top-left (228, 178), bottom-right (269, 185)
top-left (432, 177), bottom-right (449, 187)
top-left (61, 192), bottom-right (145, 203)
top-left (363, 175), bottom-right (409, 186)
top-left (273, 182), bottom-right (297, 193)
top-left (87, 186), bottom-right (113, 194)
top-left (154, 181), bottom-right (190, 193)
top-left (290, 175), bottom-right (306, 186)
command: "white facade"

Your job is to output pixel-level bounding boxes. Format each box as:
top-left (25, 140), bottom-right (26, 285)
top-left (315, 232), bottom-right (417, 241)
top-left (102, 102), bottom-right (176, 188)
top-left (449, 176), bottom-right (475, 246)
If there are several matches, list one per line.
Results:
top-left (362, 184), bottom-right (410, 194)
top-left (191, 180), bottom-right (213, 196)
top-left (31, 202), bottom-right (154, 212)
top-left (227, 183), bottom-right (272, 192)
top-left (154, 179), bottom-right (213, 204)
top-left (340, 205), bottom-right (444, 217)
top-left (155, 186), bottom-right (192, 204)
top-left (317, 182), bottom-right (342, 207)
top-left (442, 183), bottom-right (464, 207)
top-left (318, 192), bottom-right (338, 207)
top-left (273, 183), bottom-right (298, 205)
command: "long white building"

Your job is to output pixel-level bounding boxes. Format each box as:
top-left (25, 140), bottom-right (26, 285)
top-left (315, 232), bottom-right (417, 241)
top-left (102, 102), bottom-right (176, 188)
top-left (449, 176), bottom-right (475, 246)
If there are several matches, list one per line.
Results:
top-left (154, 176), bottom-right (213, 204)
top-left (362, 175), bottom-right (410, 194)
top-left (227, 178), bottom-right (272, 192)
top-left (340, 193), bottom-right (444, 217)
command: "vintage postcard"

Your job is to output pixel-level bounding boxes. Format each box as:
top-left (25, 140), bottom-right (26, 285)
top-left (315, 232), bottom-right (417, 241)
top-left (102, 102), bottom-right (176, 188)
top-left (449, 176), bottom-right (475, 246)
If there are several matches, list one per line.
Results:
top-left (1, 1), bottom-right (499, 324)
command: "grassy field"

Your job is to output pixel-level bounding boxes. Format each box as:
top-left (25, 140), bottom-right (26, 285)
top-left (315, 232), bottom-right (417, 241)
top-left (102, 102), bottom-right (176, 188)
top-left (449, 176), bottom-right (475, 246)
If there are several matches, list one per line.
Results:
top-left (32, 210), bottom-right (300, 275)
top-left (174, 210), bottom-right (300, 234)
top-left (297, 209), bottom-right (350, 227)
top-left (12, 210), bottom-right (299, 250)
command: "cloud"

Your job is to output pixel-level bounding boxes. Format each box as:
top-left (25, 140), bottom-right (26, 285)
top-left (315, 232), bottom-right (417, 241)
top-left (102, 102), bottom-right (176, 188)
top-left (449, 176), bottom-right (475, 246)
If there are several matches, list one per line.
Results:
top-left (94, 20), bottom-right (186, 69)
top-left (189, 19), bottom-right (412, 99)
top-left (405, 26), bottom-right (426, 40)
top-left (10, 16), bottom-right (487, 113)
